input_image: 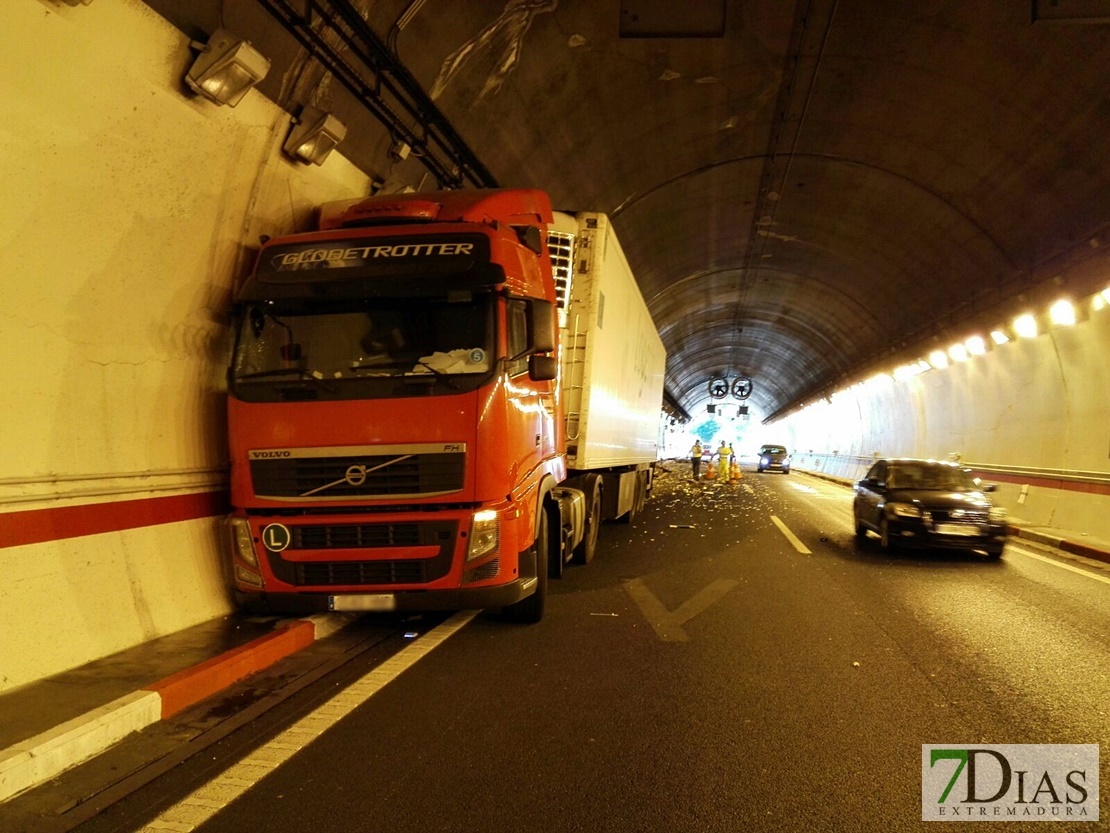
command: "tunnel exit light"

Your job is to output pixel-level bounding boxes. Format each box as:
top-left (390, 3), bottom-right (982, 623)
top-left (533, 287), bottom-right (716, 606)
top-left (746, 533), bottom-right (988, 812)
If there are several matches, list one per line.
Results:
top-left (1013, 313), bottom-right (1038, 339)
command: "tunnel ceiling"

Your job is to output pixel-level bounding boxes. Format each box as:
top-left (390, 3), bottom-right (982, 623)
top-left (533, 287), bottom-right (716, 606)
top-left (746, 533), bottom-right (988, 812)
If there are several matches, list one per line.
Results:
top-left (148, 0), bottom-right (1110, 422)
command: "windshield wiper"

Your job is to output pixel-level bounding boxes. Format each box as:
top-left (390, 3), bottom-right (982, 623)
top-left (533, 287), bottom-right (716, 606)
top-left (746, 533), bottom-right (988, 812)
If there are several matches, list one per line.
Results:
top-left (235, 368), bottom-right (336, 392)
top-left (411, 361), bottom-right (460, 389)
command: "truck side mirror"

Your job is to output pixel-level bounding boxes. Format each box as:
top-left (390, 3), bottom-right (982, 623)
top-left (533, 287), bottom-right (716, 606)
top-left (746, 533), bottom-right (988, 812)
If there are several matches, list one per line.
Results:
top-left (528, 299), bottom-right (556, 353)
top-left (529, 355), bottom-right (557, 381)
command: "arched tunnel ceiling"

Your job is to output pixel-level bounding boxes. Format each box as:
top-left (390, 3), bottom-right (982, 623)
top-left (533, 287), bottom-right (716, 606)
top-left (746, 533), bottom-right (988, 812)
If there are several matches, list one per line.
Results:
top-left (148, 0), bottom-right (1110, 422)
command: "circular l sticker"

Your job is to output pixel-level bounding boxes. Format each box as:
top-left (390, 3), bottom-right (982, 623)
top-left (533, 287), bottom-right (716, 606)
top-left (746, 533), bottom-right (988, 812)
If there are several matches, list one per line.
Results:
top-left (261, 523), bottom-right (292, 552)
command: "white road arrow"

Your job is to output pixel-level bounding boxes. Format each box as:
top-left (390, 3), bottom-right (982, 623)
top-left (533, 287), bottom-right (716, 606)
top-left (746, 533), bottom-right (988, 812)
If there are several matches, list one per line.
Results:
top-left (623, 577), bottom-right (739, 642)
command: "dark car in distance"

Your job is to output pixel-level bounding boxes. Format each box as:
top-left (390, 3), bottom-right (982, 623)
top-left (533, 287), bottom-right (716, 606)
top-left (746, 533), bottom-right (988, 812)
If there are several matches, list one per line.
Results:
top-left (757, 444), bottom-right (791, 474)
top-left (853, 458), bottom-right (1007, 558)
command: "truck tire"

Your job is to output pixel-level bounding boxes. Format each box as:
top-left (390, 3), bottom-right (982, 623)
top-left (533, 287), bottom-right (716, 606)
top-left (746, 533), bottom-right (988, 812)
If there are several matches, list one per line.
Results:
top-left (617, 471), bottom-right (646, 524)
top-left (572, 475), bottom-right (602, 565)
top-left (503, 505), bottom-right (549, 624)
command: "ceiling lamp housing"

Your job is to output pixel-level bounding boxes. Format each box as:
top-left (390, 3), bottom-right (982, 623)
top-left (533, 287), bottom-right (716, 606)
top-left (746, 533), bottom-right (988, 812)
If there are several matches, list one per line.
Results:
top-left (185, 29), bottom-right (270, 107)
top-left (284, 107), bottom-right (348, 165)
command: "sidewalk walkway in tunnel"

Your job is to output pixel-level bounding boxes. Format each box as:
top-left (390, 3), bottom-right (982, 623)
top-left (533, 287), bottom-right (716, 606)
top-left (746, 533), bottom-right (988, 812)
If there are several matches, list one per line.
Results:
top-left (0, 521), bottom-right (1107, 816)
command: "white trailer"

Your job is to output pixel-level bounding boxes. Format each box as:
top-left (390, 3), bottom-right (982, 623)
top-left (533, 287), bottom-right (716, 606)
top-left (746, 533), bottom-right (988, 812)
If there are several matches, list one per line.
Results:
top-left (548, 211), bottom-right (666, 555)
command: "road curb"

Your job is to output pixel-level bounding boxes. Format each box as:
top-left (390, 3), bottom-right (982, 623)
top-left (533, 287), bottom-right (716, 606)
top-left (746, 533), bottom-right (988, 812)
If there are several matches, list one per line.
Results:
top-left (0, 616), bottom-right (337, 803)
top-left (1009, 526), bottom-right (1110, 566)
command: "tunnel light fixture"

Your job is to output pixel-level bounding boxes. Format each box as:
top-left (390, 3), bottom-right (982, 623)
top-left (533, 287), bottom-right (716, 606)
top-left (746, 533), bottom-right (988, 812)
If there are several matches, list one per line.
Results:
top-left (893, 360), bottom-right (931, 381)
top-left (284, 106), bottom-right (348, 165)
top-left (1049, 299), bottom-right (1076, 326)
top-left (948, 342), bottom-right (969, 363)
top-left (866, 372), bottom-right (893, 388)
top-left (185, 29), bottom-right (270, 107)
top-left (1013, 313), bottom-right (1039, 339)
top-left (990, 329), bottom-right (1010, 346)
top-left (965, 335), bottom-right (987, 356)
top-left (928, 349), bottom-right (949, 370)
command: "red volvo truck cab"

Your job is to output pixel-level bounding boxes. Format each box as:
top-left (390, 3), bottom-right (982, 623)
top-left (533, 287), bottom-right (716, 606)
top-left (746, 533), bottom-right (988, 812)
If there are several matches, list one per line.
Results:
top-left (225, 188), bottom-right (665, 622)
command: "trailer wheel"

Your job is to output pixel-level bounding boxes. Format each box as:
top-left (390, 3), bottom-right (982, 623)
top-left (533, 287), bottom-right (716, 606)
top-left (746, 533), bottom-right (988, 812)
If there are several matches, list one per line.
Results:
top-left (617, 471), bottom-right (646, 525)
top-left (503, 505), bottom-right (548, 624)
top-left (572, 475), bottom-right (602, 565)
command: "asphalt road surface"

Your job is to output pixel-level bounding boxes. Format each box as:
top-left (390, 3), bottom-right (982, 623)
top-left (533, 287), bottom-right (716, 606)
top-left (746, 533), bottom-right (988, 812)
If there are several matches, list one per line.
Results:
top-left (67, 465), bottom-right (1110, 832)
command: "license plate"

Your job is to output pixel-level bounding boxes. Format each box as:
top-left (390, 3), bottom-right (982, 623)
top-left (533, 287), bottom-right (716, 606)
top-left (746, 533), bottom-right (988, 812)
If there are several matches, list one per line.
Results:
top-left (935, 523), bottom-right (980, 537)
top-left (329, 594), bottom-right (396, 612)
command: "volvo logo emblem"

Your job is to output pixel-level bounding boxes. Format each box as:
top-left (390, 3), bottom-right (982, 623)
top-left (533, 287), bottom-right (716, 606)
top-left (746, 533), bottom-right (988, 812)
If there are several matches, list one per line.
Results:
top-left (345, 465), bottom-right (367, 486)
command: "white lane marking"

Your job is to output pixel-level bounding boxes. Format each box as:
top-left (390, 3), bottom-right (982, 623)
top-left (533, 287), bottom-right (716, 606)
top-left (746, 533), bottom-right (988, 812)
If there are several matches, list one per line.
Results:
top-left (771, 515), bottom-right (812, 554)
top-left (138, 611), bottom-right (478, 832)
top-left (788, 482), bottom-right (817, 494)
top-left (1008, 544), bottom-right (1110, 586)
top-left (624, 578), bottom-right (739, 642)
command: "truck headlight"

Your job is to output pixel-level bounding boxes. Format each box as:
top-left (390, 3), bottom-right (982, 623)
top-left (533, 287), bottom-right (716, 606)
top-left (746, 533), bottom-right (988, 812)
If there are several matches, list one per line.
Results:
top-left (228, 517), bottom-right (259, 567)
top-left (887, 502), bottom-right (921, 519)
top-left (467, 510), bottom-right (500, 562)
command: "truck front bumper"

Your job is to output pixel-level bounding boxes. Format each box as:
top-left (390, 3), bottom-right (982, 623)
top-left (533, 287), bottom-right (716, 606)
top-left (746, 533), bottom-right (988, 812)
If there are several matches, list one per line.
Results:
top-left (236, 546), bottom-right (540, 615)
top-left (237, 576), bottom-right (538, 615)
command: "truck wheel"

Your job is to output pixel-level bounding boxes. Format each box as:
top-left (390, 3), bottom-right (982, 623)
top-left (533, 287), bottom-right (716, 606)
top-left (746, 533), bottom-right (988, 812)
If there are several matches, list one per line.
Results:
top-left (572, 477), bottom-right (602, 565)
top-left (549, 518), bottom-right (566, 579)
top-left (503, 506), bottom-right (548, 624)
top-left (617, 471), bottom-right (646, 525)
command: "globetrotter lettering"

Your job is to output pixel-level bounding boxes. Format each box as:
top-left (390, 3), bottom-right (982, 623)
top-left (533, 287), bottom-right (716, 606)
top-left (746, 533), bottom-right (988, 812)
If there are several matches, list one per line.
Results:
top-left (276, 242), bottom-right (474, 268)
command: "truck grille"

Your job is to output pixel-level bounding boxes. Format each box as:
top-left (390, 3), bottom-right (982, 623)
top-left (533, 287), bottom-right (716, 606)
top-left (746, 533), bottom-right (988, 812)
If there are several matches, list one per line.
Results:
top-left (250, 450), bottom-right (465, 499)
top-left (268, 520), bottom-right (456, 587)
top-left (293, 524), bottom-right (422, 549)
top-left (297, 560), bottom-right (428, 585)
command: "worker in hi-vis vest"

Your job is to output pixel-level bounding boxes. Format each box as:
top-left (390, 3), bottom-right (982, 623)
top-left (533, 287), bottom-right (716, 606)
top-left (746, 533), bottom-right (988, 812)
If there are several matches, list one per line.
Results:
top-left (716, 441), bottom-right (731, 482)
top-left (690, 440), bottom-right (703, 480)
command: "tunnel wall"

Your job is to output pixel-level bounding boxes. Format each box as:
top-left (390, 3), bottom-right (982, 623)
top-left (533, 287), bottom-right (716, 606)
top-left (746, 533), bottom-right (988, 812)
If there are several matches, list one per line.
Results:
top-left (778, 301), bottom-right (1110, 541)
top-left (0, 1), bottom-right (370, 692)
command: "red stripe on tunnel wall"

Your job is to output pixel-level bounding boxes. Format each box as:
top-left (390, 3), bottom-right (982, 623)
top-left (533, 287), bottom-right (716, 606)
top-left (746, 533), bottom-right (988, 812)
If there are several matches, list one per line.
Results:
top-left (0, 491), bottom-right (230, 549)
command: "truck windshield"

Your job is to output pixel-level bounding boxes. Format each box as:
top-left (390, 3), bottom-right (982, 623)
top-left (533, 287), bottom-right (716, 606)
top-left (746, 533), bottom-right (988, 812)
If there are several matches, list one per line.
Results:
top-left (230, 296), bottom-right (494, 401)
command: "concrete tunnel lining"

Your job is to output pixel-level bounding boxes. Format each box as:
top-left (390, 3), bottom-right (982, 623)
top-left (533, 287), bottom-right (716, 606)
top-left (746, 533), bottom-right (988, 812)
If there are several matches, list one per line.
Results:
top-left (1, 0), bottom-right (1109, 691)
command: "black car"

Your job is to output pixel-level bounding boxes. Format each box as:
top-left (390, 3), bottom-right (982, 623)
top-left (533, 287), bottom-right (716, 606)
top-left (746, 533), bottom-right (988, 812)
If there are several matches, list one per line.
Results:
top-left (852, 458), bottom-right (1007, 558)
top-left (757, 444), bottom-right (791, 473)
